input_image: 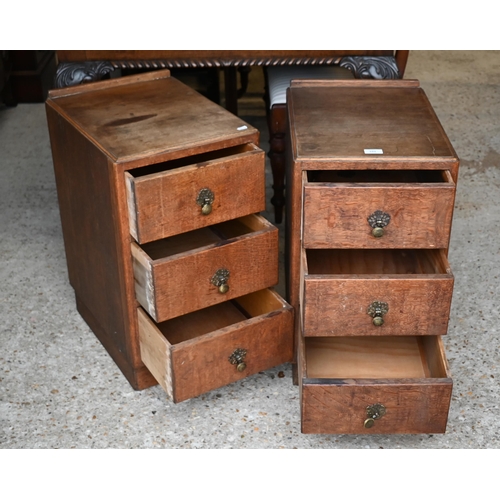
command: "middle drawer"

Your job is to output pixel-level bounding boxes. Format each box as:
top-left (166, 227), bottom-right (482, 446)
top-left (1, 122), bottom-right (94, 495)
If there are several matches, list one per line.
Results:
top-left (132, 214), bottom-right (278, 323)
top-left (301, 248), bottom-right (454, 336)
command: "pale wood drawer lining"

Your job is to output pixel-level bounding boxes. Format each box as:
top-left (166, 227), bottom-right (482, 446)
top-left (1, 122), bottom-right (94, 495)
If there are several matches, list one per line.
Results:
top-left (305, 248), bottom-right (451, 276)
top-left (304, 336), bottom-right (448, 380)
top-left (151, 289), bottom-right (288, 346)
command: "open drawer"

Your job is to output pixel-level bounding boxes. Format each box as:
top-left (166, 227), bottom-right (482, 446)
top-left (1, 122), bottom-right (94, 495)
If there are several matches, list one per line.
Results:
top-left (302, 169), bottom-right (456, 249)
top-left (125, 143), bottom-right (266, 244)
top-left (300, 335), bottom-right (452, 434)
top-left (132, 214), bottom-right (278, 323)
top-left (138, 288), bottom-right (294, 402)
top-left (301, 248), bottom-right (454, 336)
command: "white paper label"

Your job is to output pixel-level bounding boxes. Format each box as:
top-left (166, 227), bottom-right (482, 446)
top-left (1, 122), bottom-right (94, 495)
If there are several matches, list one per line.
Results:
top-left (364, 149), bottom-right (384, 154)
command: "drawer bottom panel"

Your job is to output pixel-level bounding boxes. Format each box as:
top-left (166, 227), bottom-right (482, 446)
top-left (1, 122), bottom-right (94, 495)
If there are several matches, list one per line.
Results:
top-left (300, 336), bottom-right (452, 434)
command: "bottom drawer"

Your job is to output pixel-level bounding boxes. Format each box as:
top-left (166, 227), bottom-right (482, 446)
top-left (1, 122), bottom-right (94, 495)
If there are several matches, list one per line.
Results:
top-left (300, 336), bottom-right (452, 434)
top-left (138, 288), bottom-right (293, 402)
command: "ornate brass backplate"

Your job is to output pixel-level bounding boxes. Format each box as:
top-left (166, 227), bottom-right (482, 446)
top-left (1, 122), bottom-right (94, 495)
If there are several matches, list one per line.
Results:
top-left (229, 348), bottom-right (247, 372)
top-left (367, 301), bottom-right (389, 326)
top-left (367, 210), bottom-right (391, 237)
top-left (364, 403), bottom-right (387, 428)
top-left (196, 187), bottom-right (215, 215)
top-left (211, 268), bottom-right (230, 293)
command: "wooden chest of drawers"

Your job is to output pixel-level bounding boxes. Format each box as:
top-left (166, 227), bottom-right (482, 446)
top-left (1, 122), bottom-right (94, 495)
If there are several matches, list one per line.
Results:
top-left (285, 79), bottom-right (459, 434)
top-left (46, 70), bottom-right (293, 402)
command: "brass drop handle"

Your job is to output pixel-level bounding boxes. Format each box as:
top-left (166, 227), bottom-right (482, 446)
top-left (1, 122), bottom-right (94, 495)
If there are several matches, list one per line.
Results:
top-left (368, 210), bottom-right (391, 237)
top-left (197, 187), bottom-right (215, 215)
top-left (367, 301), bottom-right (389, 326)
top-left (211, 268), bottom-right (230, 294)
top-left (364, 403), bottom-right (386, 428)
top-left (229, 348), bottom-right (247, 372)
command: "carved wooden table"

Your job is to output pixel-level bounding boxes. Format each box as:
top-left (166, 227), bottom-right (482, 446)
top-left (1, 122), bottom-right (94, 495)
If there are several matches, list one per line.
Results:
top-left (55, 50), bottom-right (408, 115)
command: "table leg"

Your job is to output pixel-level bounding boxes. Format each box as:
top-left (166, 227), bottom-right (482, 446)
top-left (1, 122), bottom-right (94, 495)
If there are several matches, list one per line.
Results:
top-left (223, 67), bottom-right (238, 115)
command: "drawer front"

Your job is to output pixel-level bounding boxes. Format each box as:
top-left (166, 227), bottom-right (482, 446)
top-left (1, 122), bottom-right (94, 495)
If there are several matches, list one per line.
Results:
top-left (303, 276), bottom-right (454, 336)
top-left (301, 380), bottom-right (452, 434)
top-left (132, 215), bottom-right (279, 323)
top-left (300, 336), bottom-right (452, 434)
top-left (138, 289), bottom-right (294, 402)
top-left (303, 175), bottom-right (455, 249)
top-left (126, 144), bottom-right (265, 244)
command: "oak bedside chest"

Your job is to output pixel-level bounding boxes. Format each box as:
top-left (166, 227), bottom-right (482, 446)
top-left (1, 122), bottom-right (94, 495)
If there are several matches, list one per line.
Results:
top-left (46, 70), bottom-right (293, 403)
top-left (285, 79), bottom-right (459, 434)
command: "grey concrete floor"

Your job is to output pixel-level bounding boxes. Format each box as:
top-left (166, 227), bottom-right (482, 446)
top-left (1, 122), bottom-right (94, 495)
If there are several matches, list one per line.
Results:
top-left (1, 51), bottom-right (499, 449)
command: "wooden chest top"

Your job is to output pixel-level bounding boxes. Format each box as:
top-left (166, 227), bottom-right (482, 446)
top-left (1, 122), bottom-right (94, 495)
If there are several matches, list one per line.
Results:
top-left (287, 80), bottom-right (458, 162)
top-left (46, 70), bottom-right (258, 164)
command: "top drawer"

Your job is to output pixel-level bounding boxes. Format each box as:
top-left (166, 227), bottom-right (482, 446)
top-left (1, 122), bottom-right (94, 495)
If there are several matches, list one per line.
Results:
top-left (303, 169), bottom-right (456, 249)
top-left (125, 143), bottom-right (265, 243)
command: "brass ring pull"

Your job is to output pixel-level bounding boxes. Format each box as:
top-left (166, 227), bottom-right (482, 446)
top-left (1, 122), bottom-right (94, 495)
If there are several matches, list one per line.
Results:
top-left (364, 403), bottom-right (386, 428)
top-left (368, 210), bottom-right (391, 237)
top-left (211, 268), bottom-right (230, 294)
top-left (229, 348), bottom-right (247, 372)
top-left (367, 301), bottom-right (389, 326)
top-left (196, 187), bottom-right (215, 215)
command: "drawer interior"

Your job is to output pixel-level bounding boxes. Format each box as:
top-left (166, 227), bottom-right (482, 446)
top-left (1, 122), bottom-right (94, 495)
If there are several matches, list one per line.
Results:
top-left (127, 143), bottom-right (257, 178)
top-left (305, 336), bottom-right (447, 379)
top-left (306, 169), bottom-right (450, 184)
top-left (139, 214), bottom-right (270, 260)
top-left (150, 289), bottom-right (286, 345)
top-left (305, 249), bottom-right (450, 275)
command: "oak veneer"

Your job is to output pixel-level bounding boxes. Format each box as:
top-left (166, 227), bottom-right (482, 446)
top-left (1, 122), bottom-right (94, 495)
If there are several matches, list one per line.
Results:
top-left (139, 289), bottom-right (293, 403)
top-left (301, 336), bottom-right (452, 434)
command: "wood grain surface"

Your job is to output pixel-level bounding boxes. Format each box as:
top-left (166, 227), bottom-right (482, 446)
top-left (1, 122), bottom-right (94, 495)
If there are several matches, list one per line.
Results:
top-left (132, 215), bottom-right (279, 322)
top-left (301, 379), bottom-right (452, 434)
top-left (46, 69), bottom-right (272, 392)
top-left (47, 71), bottom-right (259, 163)
top-left (46, 104), bottom-right (158, 390)
top-left (305, 336), bottom-right (442, 379)
top-left (302, 249), bottom-right (454, 336)
top-left (288, 81), bottom-right (459, 162)
top-left (286, 81), bottom-right (458, 430)
top-left (128, 144), bottom-right (265, 243)
top-left (301, 336), bottom-right (452, 434)
top-left (303, 170), bottom-right (456, 249)
top-left (138, 289), bottom-right (293, 402)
